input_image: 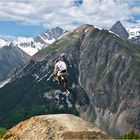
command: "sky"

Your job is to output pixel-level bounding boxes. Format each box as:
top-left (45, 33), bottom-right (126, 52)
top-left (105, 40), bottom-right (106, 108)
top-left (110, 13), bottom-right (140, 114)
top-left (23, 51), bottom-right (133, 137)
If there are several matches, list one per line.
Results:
top-left (0, 0), bottom-right (140, 40)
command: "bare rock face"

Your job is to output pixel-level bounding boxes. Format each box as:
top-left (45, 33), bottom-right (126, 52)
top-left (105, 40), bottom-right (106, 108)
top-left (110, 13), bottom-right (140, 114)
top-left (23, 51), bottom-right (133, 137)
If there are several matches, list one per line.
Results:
top-left (3, 114), bottom-right (112, 140)
top-left (110, 21), bottom-right (129, 39)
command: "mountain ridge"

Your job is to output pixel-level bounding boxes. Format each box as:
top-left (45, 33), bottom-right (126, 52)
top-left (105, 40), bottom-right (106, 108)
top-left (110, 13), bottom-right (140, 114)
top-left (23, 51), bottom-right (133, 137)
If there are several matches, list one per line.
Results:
top-left (0, 43), bottom-right (30, 82)
top-left (0, 24), bottom-right (140, 137)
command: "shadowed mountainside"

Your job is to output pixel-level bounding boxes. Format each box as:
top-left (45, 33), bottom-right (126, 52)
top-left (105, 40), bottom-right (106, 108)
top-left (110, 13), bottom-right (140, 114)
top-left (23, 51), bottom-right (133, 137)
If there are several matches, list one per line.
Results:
top-left (0, 44), bottom-right (30, 82)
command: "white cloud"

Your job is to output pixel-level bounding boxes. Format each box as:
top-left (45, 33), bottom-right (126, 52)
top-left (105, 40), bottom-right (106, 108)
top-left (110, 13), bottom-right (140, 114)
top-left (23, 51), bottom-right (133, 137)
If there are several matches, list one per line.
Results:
top-left (0, 0), bottom-right (140, 30)
top-left (131, 6), bottom-right (140, 15)
top-left (0, 34), bottom-right (16, 41)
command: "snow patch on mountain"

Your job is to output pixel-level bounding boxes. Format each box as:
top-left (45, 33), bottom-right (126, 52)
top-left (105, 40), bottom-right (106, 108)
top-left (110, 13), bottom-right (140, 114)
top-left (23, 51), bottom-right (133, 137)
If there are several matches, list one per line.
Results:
top-left (12, 37), bottom-right (42, 56)
top-left (0, 38), bottom-right (8, 47)
top-left (12, 36), bottom-right (55, 56)
top-left (108, 30), bottom-right (120, 37)
top-left (94, 26), bottom-right (102, 30)
top-left (18, 46), bottom-right (38, 56)
top-left (37, 34), bottom-right (55, 44)
top-left (127, 27), bottom-right (140, 39)
top-left (0, 78), bottom-right (11, 88)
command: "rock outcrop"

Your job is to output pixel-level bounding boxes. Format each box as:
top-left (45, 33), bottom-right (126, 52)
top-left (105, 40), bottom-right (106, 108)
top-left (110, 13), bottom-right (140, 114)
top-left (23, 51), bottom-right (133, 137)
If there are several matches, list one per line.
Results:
top-left (3, 114), bottom-right (112, 140)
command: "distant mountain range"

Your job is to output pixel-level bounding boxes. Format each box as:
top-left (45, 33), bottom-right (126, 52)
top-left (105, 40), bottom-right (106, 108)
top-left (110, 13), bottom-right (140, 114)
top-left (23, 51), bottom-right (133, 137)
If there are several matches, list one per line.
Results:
top-left (0, 43), bottom-right (30, 82)
top-left (12, 27), bottom-right (66, 56)
top-left (0, 27), bottom-right (66, 56)
top-left (1, 23), bottom-right (139, 58)
top-left (0, 27), bottom-right (65, 82)
top-left (0, 24), bottom-right (140, 138)
top-left (110, 21), bottom-right (140, 44)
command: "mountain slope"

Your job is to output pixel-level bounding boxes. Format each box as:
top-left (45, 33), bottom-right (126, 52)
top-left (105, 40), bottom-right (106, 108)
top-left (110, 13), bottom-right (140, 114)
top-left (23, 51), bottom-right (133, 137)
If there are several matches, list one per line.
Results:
top-left (110, 21), bottom-right (129, 39)
top-left (3, 114), bottom-right (112, 139)
top-left (0, 43), bottom-right (30, 82)
top-left (0, 24), bottom-right (140, 137)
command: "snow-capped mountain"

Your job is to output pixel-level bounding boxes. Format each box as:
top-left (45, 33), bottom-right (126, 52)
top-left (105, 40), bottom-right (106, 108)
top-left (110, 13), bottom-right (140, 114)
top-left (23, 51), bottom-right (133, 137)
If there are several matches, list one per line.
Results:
top-left (13, 37), bottom-right (41, 56)
top-left (127, 26), bottom-right (140, 39)
top-left (127, 27), bottom-right (140, 44)
top-left (0, 38), bottom-right (9, 47)
top-left (13, 27), bottom-right (66, 56)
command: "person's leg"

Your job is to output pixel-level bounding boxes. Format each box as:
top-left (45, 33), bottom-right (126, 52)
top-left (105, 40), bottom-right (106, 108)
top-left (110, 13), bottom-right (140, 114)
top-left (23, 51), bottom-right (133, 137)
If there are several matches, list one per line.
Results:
top-left (58, 76), bottom-right (63, 85)
top-left (62, 73), bottom-right (69, 91)
top-left (56, 71), bottom-right (63, 85)
top-left (53, 73), bottom-right (59, 81)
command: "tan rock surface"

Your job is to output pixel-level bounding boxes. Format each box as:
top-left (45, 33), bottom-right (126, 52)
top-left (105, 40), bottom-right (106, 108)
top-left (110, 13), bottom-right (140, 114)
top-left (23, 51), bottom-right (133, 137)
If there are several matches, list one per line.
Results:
top-left (3, 114), bottom-right (113, 139)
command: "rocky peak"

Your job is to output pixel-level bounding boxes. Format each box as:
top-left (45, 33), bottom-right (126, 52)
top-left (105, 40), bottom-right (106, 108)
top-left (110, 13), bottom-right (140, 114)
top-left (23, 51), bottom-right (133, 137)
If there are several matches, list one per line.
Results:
top-left (110, 21), bottom-right (129, 39)
top-left (35, 27), bottom-right (65, 43)
top-left (49, 27), bottom-right (65, 39)
top-left (3, 114), bottom-right (112, 139)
